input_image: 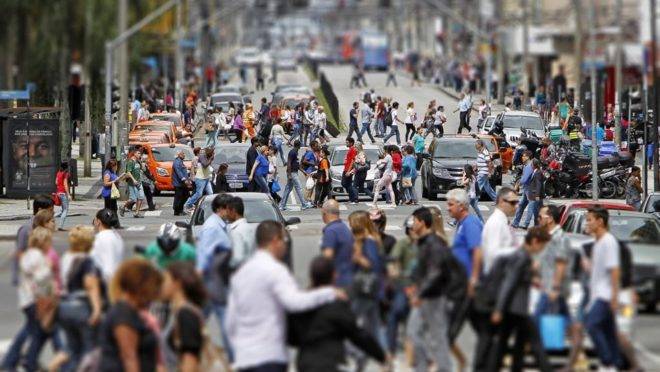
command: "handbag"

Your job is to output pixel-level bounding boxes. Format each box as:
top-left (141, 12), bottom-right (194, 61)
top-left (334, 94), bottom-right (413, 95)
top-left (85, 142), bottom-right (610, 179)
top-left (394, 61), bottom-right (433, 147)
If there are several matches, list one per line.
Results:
top-left (110, 183), bottom-right (120, 199)
top-left (352, 270), bottom-right (379, 299)
top-left (51, 193), bottom-right (61, 206)
top-left (401, 177), bottom-right (413, 188)
top-left (305, 176), bottom-right (315, 190)
top-left (270, 180), bottom-right (281, 193)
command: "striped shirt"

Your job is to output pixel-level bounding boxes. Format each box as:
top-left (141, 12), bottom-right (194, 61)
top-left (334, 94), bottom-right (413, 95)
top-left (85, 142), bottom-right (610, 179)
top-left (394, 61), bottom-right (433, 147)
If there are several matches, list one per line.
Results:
top-left (476, 149), bottom-right (491, 177)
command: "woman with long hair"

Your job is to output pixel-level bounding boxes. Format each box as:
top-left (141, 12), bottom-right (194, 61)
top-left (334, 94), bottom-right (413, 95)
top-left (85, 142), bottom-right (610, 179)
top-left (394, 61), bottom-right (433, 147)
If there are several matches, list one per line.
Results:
top-left (231, 107), bottom-right (245, 143)
top-left (55, 161), bottom-right (70, 231)
top-left (372, 146), bottom-right (396, 207)
top-left (461, 164), bottom-right (485, 222)
top-left (390, 145), bottom-right (404, 205)
top-left (348, 210), bottom-right (385, 371)
top-left (352, 142), bottom-right (374, 201)
top-left (160, 261), bottom-right (210, 371)
top-left (101, 159), bottom-right (126, 225)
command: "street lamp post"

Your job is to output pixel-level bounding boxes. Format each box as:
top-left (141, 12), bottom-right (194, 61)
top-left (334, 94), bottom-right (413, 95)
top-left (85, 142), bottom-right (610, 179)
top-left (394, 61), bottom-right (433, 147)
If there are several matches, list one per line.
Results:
top-left (589, 0), bottom-right (598, 201)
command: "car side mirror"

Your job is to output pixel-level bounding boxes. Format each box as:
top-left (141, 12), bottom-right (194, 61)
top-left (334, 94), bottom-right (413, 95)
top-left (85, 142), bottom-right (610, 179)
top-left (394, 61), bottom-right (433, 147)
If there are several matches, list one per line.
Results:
top-left (285, 217), bottom-right (301, 226)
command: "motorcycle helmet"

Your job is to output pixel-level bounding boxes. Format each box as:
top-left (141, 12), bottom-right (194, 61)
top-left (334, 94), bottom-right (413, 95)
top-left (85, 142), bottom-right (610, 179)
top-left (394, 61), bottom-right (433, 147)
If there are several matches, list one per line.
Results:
top-left (157, 223), bottom-right (182, 256)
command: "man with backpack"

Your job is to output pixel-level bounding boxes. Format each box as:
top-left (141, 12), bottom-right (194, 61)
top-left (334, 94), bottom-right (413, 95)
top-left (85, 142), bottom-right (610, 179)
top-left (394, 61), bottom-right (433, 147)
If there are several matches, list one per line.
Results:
top-left (408, 207), bottom-right (467, 372)
top-left (383, 101), bottom-right (402, 145)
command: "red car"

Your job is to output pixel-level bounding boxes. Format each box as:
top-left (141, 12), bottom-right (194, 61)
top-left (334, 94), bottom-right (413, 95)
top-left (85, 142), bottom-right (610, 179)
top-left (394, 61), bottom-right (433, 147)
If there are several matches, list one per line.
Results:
top-left (557, 201), bottom-right (635, 226)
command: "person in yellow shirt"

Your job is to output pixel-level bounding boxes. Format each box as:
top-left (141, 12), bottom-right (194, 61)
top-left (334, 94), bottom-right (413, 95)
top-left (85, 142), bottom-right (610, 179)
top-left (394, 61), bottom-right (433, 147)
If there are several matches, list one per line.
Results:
top-left (244, 103), bottom-right (256, 140)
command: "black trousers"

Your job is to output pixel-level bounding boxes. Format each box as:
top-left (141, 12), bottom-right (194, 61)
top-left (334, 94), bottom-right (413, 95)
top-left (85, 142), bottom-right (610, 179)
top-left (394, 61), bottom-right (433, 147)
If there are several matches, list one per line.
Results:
top-left (314, 181), bottom-right (331, 206)
top-left (405, 123), bottom-right (415, 141)
top-left (470, 308), bottom-right (496, 372)
top-left (173, 186), bottom-right (189, 215)
top-left (142, 182), bottom-right (155, 210)
top-left (488, 313), bottom-right (552, 372)
top-left (458, 111), bottom-right (472, 134)
top-left (256, 78), bottom-right (265, 91)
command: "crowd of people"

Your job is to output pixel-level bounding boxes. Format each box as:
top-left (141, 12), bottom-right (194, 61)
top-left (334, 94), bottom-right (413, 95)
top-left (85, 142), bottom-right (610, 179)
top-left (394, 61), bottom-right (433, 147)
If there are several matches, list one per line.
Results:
top-left (4, 184), bottom-right (641, 371)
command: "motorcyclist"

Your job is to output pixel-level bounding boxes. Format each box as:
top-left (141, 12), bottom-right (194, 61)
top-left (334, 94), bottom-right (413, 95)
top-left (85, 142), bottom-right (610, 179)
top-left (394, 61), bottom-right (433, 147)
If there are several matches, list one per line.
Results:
top-left (140, 223), bottom-right (196, 269)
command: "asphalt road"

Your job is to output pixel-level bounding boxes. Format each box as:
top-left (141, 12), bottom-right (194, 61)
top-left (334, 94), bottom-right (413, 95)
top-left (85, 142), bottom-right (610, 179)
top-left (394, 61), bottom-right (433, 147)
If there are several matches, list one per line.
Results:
top-left (0, 66), bottom-right (659, 370)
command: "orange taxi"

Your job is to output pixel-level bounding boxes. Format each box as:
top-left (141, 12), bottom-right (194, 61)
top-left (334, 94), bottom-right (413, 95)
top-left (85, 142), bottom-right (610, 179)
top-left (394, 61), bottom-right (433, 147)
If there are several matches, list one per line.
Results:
top-left (149, 112), bottom-right (194, 143)
top-left (128, 143), bottom-right (194, 193)
top-left (128, 131), bottom-right (171, 145)
top-left (130, 120), bottom-right (178, 144)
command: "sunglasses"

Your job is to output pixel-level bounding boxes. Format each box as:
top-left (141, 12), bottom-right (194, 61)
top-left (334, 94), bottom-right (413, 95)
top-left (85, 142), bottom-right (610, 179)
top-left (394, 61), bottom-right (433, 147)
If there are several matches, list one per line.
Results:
top-left (503, 199), bottom-right (519, 206)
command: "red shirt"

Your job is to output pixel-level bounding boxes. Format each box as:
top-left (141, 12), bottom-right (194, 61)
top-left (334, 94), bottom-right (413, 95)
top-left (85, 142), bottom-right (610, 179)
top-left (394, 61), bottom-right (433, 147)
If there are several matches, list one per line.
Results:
top-left (392, 152), bottom-right (402, 173)
top-left (343, 146), bottom-right (357, 174)
top-left (56, 171), bottom-right (68, 193)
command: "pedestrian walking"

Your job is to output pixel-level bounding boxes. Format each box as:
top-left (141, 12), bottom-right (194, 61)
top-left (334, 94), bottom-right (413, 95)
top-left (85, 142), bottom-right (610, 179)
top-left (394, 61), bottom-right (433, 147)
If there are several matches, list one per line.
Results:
top-left (347, 211), bottom-right (385, 371)
top-left (267, 146), bottom-right (282, 204)
top-left (58, 226), bottom-right (105, 372)
top-left (184, 147), bottom-right (214, 213)
top-left (301, 141), bottom-right (319, 202)
top-left (625, 166), bottom-right (643, 211)
top-left (352, 143), bottom-right (373, 201)
top-left (226, 221), bottom-right (346, 372)
top-left (289, 105), bottom-right (304, 145)
top-left (226, 196), bottom-right (257, 268)
top-left (512, 150), bottom-right (533, 228)
top-left (347, 101), bottom-right (361, 141)
top-left (584, 206), bottom-right (624, 371)
top-left (372, 146), bottom-right (396, 207)
top-left (383, 102), bottom-right (402, 145)
top-left (231, 107), bottom-right (245, 143)
top-left (341, 137), bottom-right (359, 204)
top-left (475, 139), bottom-right (498, 201)
top-left (120, 150), bottom-right (146, 218)
top-left (54, 162), bottom-right (70, 231)
top-left (314, 148), bottom-right (332, 207)
top-left (172, 148), bottom-right (191, 216)
top-left (139, 153), bottom-right (156, 211)
top-left (248, 145), bottom-right (271, 194)
top-left (288, 256), bottom-right (386, 372)
top-left (401, 146), bottom-right (418, 205)
top-left (404, 102), bottom-right (417, 142)
top-left (412, 127), bottom-right (425, 169)
top-left (525, 159), bottom-right (545, 227)
top-left (391, 146), bottom-right (403, 205)
top-left (369, 208), bottom-right (397, 255)
top-left (360, 102), bottom-right (376, 144)
top-left (246, 137), bottom-right (260, 192)
top-left (98, 259), bottom-right (163, 371)
top-left (204, 108), bottom-right (219, 148)
top-left (461, 164), bottom-right (485, 222)
top-left (302, 103), bottom-right (315, 146)
top-left (488, 227), bottom-right (553, 372)
top-left (102, 159), bottom-right (126, 223)
top-left (374, 97), bottom-right (385, 137)
top-left (455, 92), bottom-right (472, 134)
top-left (279, 140), bottom-right (313, 210)
top-left (320, 199), bottom-right (355, 288)
top-left (91, 208), bottom-right (124, 282)
top-left (269, 118), bottom-right (288, 166)
top-left (315, 107), bottom-right (330, 145)
top-left (141, 223), bottom-right (196, 269)
top-left (255, 63), bottom-right (265, 91)
top-left (385, 65), bottom-right (397, 87)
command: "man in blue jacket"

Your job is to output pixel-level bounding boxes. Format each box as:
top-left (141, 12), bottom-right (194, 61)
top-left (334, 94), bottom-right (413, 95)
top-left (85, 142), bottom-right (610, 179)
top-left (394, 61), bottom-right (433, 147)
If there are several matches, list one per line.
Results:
top-left (512, 150), bottom-right (533, 228)
top-left (172, 149), bottom-right (190, 216)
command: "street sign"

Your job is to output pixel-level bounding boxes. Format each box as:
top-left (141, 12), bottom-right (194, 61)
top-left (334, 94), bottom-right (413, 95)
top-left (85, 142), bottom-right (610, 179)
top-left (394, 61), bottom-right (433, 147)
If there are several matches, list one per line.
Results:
top-left (0, 90), bottom-right (30, 100)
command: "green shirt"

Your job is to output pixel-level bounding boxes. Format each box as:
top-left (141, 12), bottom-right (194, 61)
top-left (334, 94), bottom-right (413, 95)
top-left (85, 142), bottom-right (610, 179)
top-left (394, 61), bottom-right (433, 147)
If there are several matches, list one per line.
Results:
top-left (126, 159), bottom-right (141, 185)
top-left (389, 237), bottom-right (417, 286)
top-left (558, 102), bottom-right (570, 119)
top-left (143, 241), bottom-right (196, 269)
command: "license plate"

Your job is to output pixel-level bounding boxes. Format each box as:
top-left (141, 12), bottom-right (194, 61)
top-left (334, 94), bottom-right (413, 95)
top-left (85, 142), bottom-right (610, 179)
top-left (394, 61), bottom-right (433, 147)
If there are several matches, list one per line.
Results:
top-left (230, 183), bottom-right (243, 189)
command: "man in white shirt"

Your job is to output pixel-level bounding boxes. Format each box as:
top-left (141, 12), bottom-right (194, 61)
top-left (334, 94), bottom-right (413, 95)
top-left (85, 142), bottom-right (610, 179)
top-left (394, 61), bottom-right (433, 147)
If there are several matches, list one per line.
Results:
top-left (226, 221), bottom-right (346, 371)
top-left (481, 187), bottom-right (519, 274)
top-left (383, 101), bottom-right (402, 144)
top-left (584, 206), bottom-right (622, 370)
top-left (226, 196), bottom-right (256, 268)
top-left (454, 92), bottom-right (472, 134)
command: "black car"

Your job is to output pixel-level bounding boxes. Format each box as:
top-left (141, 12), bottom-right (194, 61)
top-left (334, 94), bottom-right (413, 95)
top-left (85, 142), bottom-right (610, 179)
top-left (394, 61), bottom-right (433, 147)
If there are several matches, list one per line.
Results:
top-left (420, 135), bottom-right (502, 200)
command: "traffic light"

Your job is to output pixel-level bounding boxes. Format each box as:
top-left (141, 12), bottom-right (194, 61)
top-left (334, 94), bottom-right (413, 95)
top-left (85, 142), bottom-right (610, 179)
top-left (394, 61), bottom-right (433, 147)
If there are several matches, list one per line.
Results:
top-left (111, 82), bottom-right (120, 114)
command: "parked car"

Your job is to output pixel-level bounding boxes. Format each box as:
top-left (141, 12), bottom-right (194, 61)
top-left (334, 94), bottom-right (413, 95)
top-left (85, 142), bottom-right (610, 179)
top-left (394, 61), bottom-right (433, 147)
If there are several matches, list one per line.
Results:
top-left (562, 209), bottom-right (660, 311)
top-left (272, 84), bottom-right (313, 97)
top-left (641, 191), bottom-right (660, 215)
top-left (329, 144), bottom-right (383, 200)
top-left (233, 47), bottom-right (265, 67)
top-left (420, 135), bottom-right (502, 200)
top-left (128, 143), bottom-right (193, 194)
top-left (149, 112), bottom-right (194, 146)
top-left (130, 120), bottom-right (179, 144)
top-left (128, 132), bottom-right (172, 146)
top-left (187, 192), bottom-right (300, 267)
top-left (493, 111), bottom-right (546, 147)
top-left (477, 115), bottom-right (497, 134)
top-left (211, 143), bottom-right (251, 191)
top-left (556, 201), bottom-right (635, 226)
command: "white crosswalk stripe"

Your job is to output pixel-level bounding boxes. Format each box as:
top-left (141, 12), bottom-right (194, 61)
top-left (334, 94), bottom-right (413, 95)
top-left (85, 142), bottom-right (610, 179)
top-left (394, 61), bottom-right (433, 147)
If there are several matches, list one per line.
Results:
top-left (143, 210), bottom-right (162, 217)
top-left (125, 225), bottom-right (146, 231)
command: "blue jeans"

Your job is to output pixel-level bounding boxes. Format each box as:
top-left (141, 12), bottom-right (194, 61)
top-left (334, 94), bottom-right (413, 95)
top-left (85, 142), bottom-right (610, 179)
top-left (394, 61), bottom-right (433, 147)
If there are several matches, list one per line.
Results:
top-left (185, 179), bottom-right (209, 209)
top-left (206, 303), bottom-right (234, 363)
top-left (585, 299), bottom-right (622, 368)
top-left (477, 173), bottom-right (497, 201)
top-left (254, 174), bottom-right (270, 194)
top-left (512, 192), bottom-right (529, 227)
top-left (279, 174), bottom-right (311, 209)
top-left (272, 138), bottom-right (286, 165)
top-left (360, 122), bottom-right (375, 143)
top-left (289, 124), bottom-right (301, 143)
top-left (383, 125), bottom-right (401, 144)
top-left (375, 118), bottom-right (384, 136)
top-left (2, 305), bottom-right (52, 371)
top-left (205, 129), bottom-right (218, 148)
top-left (56, 193), bottom-right (69, 229)
top-left (469, 196), bottom-right (485, 222)
top-left (403, 176), bottom-right (417, 202)
top-left (386, 287), bottom-right (409, 353)
top-left (341, 173), bottom-right (358, 202)
top-left (525, 199), bottom-right (542, 227)
top-left (59, 297), bottom-right (97, 372)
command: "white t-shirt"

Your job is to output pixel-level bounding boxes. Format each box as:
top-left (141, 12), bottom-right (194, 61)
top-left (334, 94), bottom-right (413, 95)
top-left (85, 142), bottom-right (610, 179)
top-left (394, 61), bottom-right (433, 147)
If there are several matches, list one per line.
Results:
top-left (391, 109), bottom-right (399, 124)
top-left (589, 232), bottom-right (620, 304)
top-left (405, 108), bottom-right (416, 124)
top-left (91, 229), bottom-right (125, 282)
top-left (315, 112), bottom-right (327, 129)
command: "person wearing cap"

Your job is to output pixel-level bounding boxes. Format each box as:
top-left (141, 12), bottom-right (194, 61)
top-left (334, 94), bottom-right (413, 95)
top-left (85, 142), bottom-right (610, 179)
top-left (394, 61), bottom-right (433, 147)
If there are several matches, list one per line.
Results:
top-left (142, 223), bottom-right (196, 269)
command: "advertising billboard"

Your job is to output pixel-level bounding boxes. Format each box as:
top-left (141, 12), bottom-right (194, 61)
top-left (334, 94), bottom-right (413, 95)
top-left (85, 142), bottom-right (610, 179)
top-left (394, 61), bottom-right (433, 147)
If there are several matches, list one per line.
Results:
top-left (2, 119), bottom-right (60, 198)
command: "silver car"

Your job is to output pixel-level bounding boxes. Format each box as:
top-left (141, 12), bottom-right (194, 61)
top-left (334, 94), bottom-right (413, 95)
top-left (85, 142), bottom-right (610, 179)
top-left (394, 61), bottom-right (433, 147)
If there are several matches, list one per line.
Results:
top-left (329, 144), bottom-right (383, 199)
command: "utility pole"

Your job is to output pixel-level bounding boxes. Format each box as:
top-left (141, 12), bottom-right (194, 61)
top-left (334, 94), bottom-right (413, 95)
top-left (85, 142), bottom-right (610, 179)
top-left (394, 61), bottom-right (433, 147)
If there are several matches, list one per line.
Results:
top-left (118, 0), bottom-right (128, 138)
top-left (83, 0), bottom-right (93, 177)
top-left (651, 0), bottom-right (659, 191)
top-left (521, 0), bottom-right (530, 101)
top-left (496, 0), bottom-right (505, 104)
top-left (175, 0), bottom-right (184, 111)
top-left (589, 0), bottom-right (598, 201)
top-left (614, 0), bottom-right (623, 145)
top-left (573, 0), bottom-right (583, 109)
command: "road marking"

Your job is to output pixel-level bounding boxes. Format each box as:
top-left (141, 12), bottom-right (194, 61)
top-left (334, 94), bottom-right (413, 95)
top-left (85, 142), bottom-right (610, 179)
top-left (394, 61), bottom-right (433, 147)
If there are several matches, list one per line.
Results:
top-left (478, 205), bottom-right (490, 211)
top-left (125, 226), bottom-right (146, 231)
top-left (143, 210), bottom-right (162, 217)
top-left (385, 225), bottom-right (401, 231)
top-left (0, 339), bottom-right (11, 354)
top-left (634, 341), bottom-right (660, 365)
top-left (288, 225), bottom-right (299, 230)
top-left (339, 204), bottom-right (347, 211)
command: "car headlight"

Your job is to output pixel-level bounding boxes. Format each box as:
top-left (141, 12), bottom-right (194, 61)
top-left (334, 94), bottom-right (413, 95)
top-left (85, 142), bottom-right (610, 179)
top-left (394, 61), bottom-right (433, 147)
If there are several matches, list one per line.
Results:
top-left (156, 167), bottom-right (169, 177)
top-left (432, 167), bottom-right (451, 177)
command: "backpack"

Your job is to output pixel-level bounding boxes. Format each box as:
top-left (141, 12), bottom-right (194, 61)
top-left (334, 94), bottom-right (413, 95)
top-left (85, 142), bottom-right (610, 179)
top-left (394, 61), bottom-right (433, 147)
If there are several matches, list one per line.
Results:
top-left (473, 254), bottom-right (513, 313)
top-left (383, 108), bottom-right (393, 126)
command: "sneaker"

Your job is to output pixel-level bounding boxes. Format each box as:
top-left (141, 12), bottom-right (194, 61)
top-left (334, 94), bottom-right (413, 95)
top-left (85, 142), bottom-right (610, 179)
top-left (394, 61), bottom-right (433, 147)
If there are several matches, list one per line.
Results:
top-left (119, 206), bottom-right (126, 217)
top-left (133, 214), bottom-right (144, 219)
top-left (350, 201), bottom-right (358, 205)
top-left (302, 204), bottom-right (313, 210)
top-left (279, 206), bottom-right (288, 212)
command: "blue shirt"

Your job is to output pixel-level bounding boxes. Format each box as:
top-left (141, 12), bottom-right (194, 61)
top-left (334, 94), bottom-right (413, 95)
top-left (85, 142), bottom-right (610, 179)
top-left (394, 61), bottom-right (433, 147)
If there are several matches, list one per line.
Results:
top-left (520, 162), bottom-right (533, 191)
top-left (402, 155), bottom-right (417, 178)
top-left (255, 154), bottom-right (269, 177)
top-left (412, 134), bottom-right (425, 154)
top-left (321, 219), bottom-right (355, 287)
top-left (302, 150), bottom-right (317, 174)
top-left (196, 213), bottom-right (232, 272)
top-left (102, 170), bottom-right (117, 198)
top-left (452, 214), bottom-right (483, 277)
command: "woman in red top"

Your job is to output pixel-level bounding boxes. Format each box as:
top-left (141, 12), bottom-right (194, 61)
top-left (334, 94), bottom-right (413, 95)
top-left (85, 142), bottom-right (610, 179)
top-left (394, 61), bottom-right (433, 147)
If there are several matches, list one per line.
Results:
top-left (54, 162), bottom-right (70, 231)
top-left (390, 146), bottom-right (403, 205)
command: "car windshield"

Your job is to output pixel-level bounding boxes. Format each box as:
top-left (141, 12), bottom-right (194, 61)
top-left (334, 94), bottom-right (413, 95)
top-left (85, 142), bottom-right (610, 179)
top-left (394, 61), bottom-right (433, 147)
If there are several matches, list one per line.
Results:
top-left (133, 124), bottom-right (171, 133)
top-left (502, 115), bottom-right (544, 130)
top-left (332, 149), bottom-right (381, 166)
top-left (433, 140), bottom-right (495, 158)
top-left (644, 195), bottom-right (660, 213)
top-left (214, 147), bottom-right (249, 164)
top-left (211, 95), bottom-right (241, 105)
top-left (151, 146), bottom-right (194, 162)
top-left (609, 216), bottom-right (660, 244)
top-left (196, 198), bottom-right (279, 225)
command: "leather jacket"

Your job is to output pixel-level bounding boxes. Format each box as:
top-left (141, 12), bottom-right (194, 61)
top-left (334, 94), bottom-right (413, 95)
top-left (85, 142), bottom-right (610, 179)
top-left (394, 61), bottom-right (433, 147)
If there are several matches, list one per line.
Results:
top-left (412, 233), bottom-right (453, 299)
top-left (495, 249), bottom-right (533, 316)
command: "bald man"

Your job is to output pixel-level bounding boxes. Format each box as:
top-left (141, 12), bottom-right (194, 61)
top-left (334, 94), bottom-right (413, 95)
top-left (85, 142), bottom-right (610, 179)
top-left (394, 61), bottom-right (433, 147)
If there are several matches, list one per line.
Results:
top-left (320, 199), bottom-right (355, 287)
